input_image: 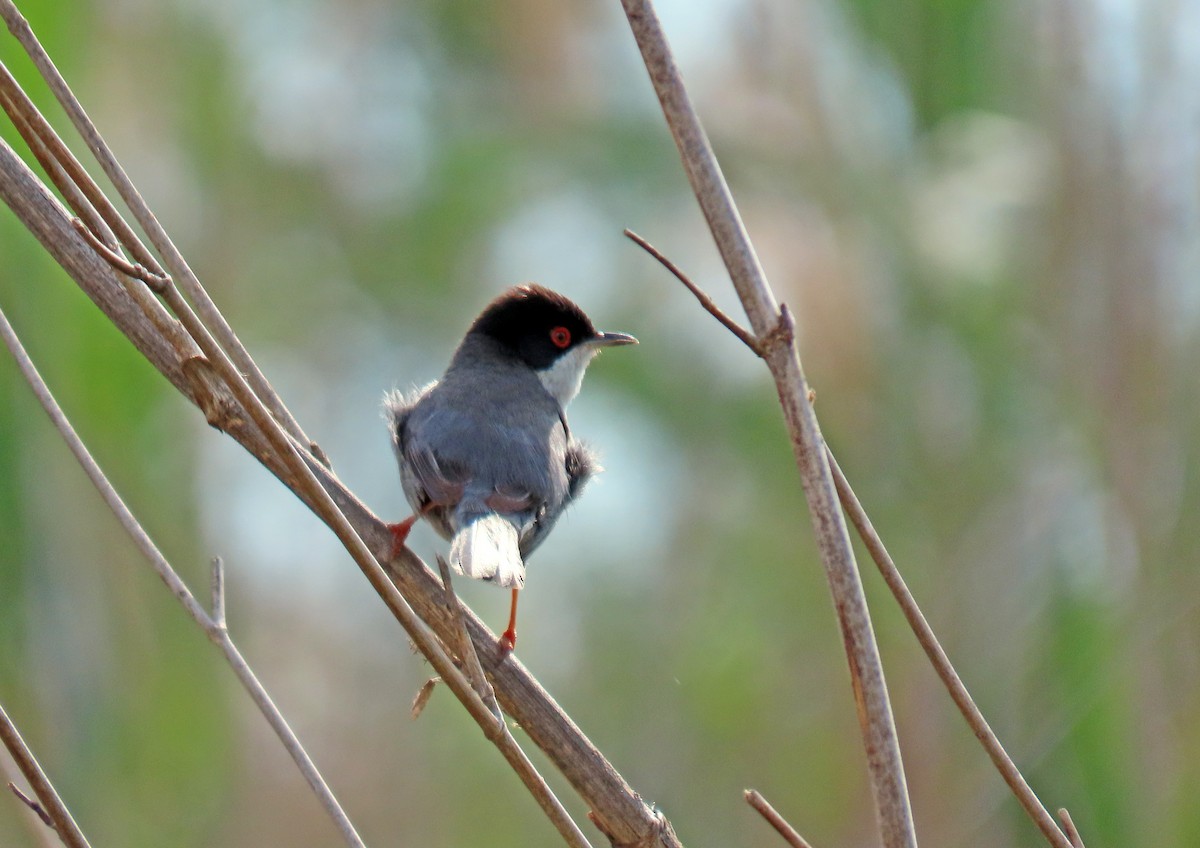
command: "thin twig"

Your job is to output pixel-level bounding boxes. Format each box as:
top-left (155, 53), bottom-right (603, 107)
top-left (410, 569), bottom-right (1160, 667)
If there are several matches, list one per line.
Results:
top-left (0, 702), bottom-right (91, 848)
top-left (744, 789), bottom-right (816, 848)
top-left (70, 217), bottom-right (169, 290)
top-left (619, 3), bottom-right (916, 847)
top-left (1, 753), bottom-right (58, 848)
top-left (623, 228), bottom-right (762, 355)
top-left (8, 781), bottom-right (53, 827)
top-left (1057, 809), bottom-right (1086, 848)
top-left (0, 307), bottom-right (366, 848)
top-left (429, 558), bottom-right (594, 848)
top-left (824, 447), bottom-right (1073, 848)
top-left (436, 556), bottom-right (498, 713)
top-left (4, 117), bottom-right (594, 848)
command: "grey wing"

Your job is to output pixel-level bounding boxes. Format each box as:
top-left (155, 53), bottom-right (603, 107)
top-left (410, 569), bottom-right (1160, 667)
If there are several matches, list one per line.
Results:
top-left (385, 384), bottom-right (463, 518)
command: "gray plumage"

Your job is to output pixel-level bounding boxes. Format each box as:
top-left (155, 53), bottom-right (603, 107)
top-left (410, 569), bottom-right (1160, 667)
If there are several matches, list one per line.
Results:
top-left (385, 285), bottom-right (632, 590)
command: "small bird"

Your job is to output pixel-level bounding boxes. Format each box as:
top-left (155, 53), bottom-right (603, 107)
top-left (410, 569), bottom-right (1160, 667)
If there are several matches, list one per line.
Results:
top-left (385, 284), bottom-right (637, 653)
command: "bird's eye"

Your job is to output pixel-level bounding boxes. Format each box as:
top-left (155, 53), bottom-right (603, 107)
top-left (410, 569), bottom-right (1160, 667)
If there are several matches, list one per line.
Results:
top-left (549, 326), bottom-right (571, 349)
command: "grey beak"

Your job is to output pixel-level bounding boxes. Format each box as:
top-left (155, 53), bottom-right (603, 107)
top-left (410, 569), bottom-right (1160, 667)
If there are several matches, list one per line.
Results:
top-left (590, 331), bottom-right (638, 348)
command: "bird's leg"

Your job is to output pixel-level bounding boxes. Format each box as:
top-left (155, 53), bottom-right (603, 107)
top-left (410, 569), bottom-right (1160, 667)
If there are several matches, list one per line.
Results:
top-left (386, 513), bottom-right (419, 560)
top-left (499, 588), bottom-right (519, 656)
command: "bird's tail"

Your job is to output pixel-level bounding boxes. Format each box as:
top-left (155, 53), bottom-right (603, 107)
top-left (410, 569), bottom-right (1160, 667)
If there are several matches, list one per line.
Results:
top-left (449, 512), bottom-right (525, 589)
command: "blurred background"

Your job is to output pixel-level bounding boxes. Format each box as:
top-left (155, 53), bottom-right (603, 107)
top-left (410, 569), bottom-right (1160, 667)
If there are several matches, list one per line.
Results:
top-left (2, 0), bottom-right (1198, 845)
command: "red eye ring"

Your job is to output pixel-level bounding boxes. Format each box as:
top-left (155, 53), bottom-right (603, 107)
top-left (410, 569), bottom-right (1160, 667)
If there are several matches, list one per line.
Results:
top-left (549, 326), bottom-right (571, 349)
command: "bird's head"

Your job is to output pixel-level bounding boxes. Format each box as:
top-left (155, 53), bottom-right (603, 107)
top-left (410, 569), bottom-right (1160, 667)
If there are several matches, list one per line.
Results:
top-left (468, 284), bottom-right (637, 406)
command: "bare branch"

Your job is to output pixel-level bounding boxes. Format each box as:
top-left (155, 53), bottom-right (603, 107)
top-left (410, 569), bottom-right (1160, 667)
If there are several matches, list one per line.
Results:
top-left (0, 307), bottom-right (367, 848)
top-left (618, 3), bottom-right (916, 846)
top-left (824, 447), bottom-right (1073, 848)
top-left (744, 790), bottom-right (816, 848)
top-left (0, 702), bottom-right (91, 848)
top-left (436, 556), bottom-right (498, 712)
top-left (623, 228), bottom-right (762, 355)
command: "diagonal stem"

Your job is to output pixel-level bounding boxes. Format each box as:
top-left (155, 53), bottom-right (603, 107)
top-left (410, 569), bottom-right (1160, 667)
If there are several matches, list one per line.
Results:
top-left (0, 305), bottom-right (368, 848)
top-left (618, 2), bottom-right (916, 846)
top-left (825, 447), bottom-right (1074, 848)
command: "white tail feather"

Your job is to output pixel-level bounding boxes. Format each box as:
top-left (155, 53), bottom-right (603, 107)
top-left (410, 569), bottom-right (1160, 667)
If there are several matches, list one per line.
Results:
top-left (449, 515), bottom-right (525, 589)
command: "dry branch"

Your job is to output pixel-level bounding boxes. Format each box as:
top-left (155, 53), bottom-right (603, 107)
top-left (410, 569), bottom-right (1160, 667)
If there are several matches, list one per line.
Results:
top-left (618, 2), bottom-right (916, 846)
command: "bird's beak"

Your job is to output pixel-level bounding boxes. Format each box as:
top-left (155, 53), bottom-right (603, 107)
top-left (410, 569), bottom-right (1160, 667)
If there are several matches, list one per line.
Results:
top-left (590, 331), bottom-right (638, 348)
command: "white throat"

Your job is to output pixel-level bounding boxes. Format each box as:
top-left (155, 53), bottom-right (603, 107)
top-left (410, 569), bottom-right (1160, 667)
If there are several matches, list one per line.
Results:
top-left (537, 346), bottom-right (597, 407)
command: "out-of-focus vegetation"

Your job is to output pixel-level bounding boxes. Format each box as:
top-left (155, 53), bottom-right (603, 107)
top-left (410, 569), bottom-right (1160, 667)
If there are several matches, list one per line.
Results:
top-left (2, 0), bottom-right (1198, 846)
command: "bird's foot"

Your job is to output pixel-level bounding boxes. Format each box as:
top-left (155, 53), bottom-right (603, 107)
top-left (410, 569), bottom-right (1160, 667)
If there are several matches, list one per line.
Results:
top-left (386, 514), bottom-right (419, 559)
top-left (497, 587), bottom-right (519, 658)
top-left (497, 626), bottom-right (517, 659)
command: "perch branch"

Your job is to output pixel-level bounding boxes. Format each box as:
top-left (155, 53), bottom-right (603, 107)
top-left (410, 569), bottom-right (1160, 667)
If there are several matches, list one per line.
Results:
top-left (619, 2), bottom-right (916, 846)
top-left (0, 23), bottom-right (678, 848)
top-left (0, 702), bottom-right (90, 848)
top-left (0, 307), bottom-right (367, 848)
top-left (744, 789), bottom-right (816, 848)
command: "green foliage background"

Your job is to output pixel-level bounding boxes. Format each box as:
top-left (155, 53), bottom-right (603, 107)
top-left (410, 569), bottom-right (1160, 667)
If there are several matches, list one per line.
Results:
top-left (2, 1), bottom-right (1198, 846)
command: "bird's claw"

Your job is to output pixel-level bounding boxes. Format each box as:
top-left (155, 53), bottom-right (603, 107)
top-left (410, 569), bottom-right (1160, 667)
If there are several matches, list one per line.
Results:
top-left (386, 514), bottom-right (419, 560)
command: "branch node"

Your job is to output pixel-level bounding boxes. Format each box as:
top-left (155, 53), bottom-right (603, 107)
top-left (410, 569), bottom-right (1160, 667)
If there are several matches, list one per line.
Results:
top-left (70, 217), bottom-right (170, 292)
top-left (758, 304), bottom-right (796, 360)
top-left (7, 781), bottom-right (52, 827)
top-left (623, 228), bottom-right (763, 356)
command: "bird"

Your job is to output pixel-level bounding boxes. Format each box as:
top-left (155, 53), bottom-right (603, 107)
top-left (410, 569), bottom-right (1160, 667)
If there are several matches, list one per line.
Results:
top-left (385, 284), bottom-right (637, 654)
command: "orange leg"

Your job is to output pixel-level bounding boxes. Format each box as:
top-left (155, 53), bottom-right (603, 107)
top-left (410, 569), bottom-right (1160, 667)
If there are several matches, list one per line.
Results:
top-left (499, 588), bottom-right (519, 655)
top-left (386, 513), bottom-right (419, 560)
